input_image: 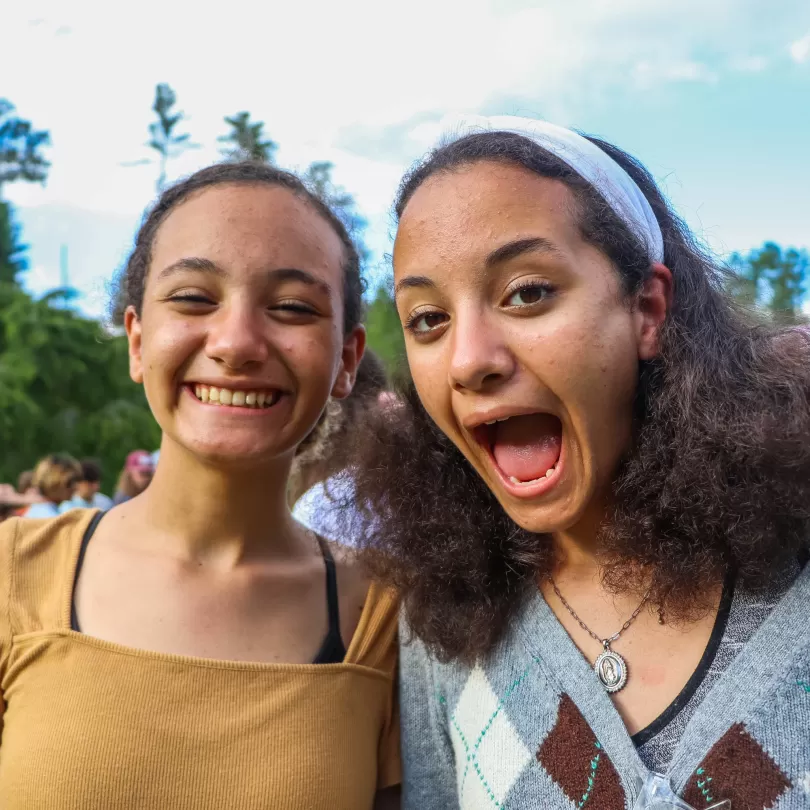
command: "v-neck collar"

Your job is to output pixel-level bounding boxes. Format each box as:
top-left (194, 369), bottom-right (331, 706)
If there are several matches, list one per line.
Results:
top-left (517, 563), bottom-right (810, 803)
top-left (517, 588), bottom-right (649, 801)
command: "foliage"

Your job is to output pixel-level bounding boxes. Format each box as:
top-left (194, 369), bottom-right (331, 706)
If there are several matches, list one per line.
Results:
top-left (218, 112), bottom-right (277, 163)
top-left (146, 83), bottom-right (196, 192)
top-left (0, 99), bottom-right (50, 190)
top-left (0, 283), bottom-right (160, 493)
top-left (0, 202), bottom-right (27, 284)
top-left (365, 280), bottom-right (407, 378)
top-left (728, 242), bottom-right (809, 323)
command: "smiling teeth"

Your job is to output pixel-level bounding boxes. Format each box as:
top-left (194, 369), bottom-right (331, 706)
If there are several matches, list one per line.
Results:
top-left (193, 385), bottom-right (280, 408)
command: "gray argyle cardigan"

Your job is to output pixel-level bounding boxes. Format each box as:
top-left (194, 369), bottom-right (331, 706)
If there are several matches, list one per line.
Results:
top-left (400, 564), bottom-right (810, 809)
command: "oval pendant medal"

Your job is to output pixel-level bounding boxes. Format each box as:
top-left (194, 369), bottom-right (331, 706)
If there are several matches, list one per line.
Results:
top-left (594, 644), bottom-right (628, 693)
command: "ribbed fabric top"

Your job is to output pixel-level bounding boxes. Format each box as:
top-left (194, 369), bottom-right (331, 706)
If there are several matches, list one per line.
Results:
top-left (0, 511), bottom-right (400, 810)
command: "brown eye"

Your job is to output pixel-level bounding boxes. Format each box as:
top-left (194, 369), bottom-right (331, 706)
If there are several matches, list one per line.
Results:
top-left (505, 282), bottom-right (554, 307)
top-left (407, 310), bottom-right (448, 335)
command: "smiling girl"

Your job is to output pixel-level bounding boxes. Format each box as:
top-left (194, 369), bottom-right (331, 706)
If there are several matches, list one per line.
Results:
top-left (351, 117), bottom-right (810, 809)
top-left (0, 163), bottom-right (400, 809)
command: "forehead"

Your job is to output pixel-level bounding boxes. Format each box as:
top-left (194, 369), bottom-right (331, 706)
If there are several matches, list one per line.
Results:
top-left (151, 183), bottom-right (345, 277)
top-left (394, 161), bottom-right (584, 271)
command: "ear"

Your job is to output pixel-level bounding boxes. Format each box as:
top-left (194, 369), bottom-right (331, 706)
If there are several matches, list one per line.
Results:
top-left (635, 263), bottom-right (672, 361)
top-left (331, 325), bottom-right (366, 400)
top-left (124, 306), bottom-right (145, 384)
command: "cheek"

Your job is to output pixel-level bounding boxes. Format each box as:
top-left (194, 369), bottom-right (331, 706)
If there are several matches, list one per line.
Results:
top-left (140, 321), bottom-right (198, 382)
top-left (280, 331), bottom-right (342, 392)
top-left (538, 311), bottom-right (639, 466)
top-left (408, 347), bottom-right (456, 430)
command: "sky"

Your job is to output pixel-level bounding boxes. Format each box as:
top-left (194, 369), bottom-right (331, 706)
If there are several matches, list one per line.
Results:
top-left (3, 0), bottom-right (810, 318)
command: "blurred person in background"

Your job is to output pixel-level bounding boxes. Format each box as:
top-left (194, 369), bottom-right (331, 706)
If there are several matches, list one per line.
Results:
top-left (60, 459), bottom-right (114, 512)
top-left (9, 471), bottom-right (39, 518)
top-left (16, 470), bottom-right (36, 499)
top-left (112, 450), bottom-right (155, 505)
top-left (291, 349), bottom-right (391, 546)
top-left (0, 486), bottom-right (36, 524)
top-left (24, 454), bottom-right (82, 518)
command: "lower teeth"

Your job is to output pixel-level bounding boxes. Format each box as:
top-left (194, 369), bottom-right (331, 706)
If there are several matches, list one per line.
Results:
top-left (509, 466), bottom-right (557, 486)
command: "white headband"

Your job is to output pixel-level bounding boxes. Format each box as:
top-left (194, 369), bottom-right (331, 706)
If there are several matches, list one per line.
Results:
top-left (438, 114), bottom-right (664, 264)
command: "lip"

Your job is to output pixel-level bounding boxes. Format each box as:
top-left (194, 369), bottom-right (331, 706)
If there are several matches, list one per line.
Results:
top-left (182, 385), bottom-right (287, 415)
top-left (467, 408), bottom-right (565, 501)
top-left (463, 405), bottom-right (558, 432)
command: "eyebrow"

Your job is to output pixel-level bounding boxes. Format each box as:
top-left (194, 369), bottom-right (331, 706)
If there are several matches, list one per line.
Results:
top-left (156, 257), bottom-right (333, 294)
top-left (484, 237), bottom-right (563, 268)
top-left (394, 274), bottom-right (436, 295)
top-left (394, 237), bottom-right (562, 296)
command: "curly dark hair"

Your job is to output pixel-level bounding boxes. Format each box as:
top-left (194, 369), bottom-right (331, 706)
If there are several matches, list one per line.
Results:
top-left (289, 349), bottom-right (389, 504)
top-left (346, 131), bottom-right (810, 663)
top-left (111, 161), bottom-right (365, 333)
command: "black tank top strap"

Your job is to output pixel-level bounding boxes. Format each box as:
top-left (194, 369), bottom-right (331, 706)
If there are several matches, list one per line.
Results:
top-left (311, 535), bottom-right (346, 664)
top-left (71, 510), bottom-right (105, 633)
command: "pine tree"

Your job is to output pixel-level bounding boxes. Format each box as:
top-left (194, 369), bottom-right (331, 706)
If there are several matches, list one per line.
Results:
top-left (0, 99), bottom-right (50, 193)
top-left (218, 112), bottom-right (276, 163)
top-left (146, 83), bottom-right (196, 191)
top-left (0, 202), bottom-right (28, 285)
top-left (728, 242), bottom-right (809, 324)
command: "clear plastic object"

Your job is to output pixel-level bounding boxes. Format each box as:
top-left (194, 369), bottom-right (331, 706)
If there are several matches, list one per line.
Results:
top-left (633, 772), bottom-right (731, 810)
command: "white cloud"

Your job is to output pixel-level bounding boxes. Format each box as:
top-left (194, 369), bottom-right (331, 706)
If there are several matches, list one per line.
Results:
top-left (730, 55), bottom-right (768, 72)
top-left (790, 32), bottom-right (810, 62)
top-left (631, 59), bottom-right (717, 87)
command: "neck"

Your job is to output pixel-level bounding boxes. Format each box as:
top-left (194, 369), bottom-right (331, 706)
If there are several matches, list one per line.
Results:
top-left (551, 498), bottom-right (609, 578)
top-left (131, 439), bottom-right (305, 565)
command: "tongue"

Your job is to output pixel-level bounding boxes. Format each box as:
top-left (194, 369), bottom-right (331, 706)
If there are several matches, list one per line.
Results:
top-left (492, 413), bottom-right (562, 482)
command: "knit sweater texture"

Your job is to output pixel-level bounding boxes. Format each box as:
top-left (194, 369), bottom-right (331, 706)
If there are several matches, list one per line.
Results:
top-left (401, 564), bottom-right (810, 809)
top-left (0, 511), bottom-right (400, 809)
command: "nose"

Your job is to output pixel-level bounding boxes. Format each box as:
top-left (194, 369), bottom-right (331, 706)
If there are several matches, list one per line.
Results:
top-left (448, 309), bottom-right (515, 393)
top-left (205, 300), bottom-right (269, 370)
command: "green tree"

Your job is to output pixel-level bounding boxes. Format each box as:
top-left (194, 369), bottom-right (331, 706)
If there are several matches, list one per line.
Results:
top-left (728, 242), bottom-right (809, 323)
top-left (0, 283), bottom-right (160, 492)
top-left (0, 100), bottom-right (49, 288)
top-left (365, 280), bottom-right (407, 377)
top-left (218, 112), bottom-right (277, 163)
top-left (0, 99), bottom-right (50, 195)
top-left (146, 83), bottom-right (196, 192)
top-left (0, 202), bottom-right (27, 285)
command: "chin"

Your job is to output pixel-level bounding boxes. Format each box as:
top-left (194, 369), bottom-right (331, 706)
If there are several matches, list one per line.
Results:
top-left (506, 507), bottom-right (580, 535)
top-left (495, 488), bottom-right (590, 536)
top-left (184, 438), bottom-right (283, 469)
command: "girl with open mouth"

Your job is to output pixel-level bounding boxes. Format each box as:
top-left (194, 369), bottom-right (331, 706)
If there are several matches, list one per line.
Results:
top-left (350, 116), bottom-right (810, 809)
top-left (0, 164), bottom-right (400, 809)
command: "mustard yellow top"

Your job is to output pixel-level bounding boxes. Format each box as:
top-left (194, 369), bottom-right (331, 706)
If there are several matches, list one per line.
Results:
top-left (0, 510), bottom-right (400, 809)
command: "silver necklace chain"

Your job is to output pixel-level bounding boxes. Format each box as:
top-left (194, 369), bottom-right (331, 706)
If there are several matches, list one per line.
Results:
top-left (548, 577), bottom-right (650, 648)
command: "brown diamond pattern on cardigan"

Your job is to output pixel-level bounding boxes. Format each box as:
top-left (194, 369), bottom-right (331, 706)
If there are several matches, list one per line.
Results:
top-left (537, 694), bottom-right (625, 809)
top-left (682, 722), bottom-right (791, 810)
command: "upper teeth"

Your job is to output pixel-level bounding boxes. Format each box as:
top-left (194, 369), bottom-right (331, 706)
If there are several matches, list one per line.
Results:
top-left (194, 385), bottom-right (279, 408)
top-left (484, 418), bottom-right (510, 425)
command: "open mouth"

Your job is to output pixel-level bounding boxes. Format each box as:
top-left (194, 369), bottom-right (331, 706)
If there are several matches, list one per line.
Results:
top-left (188, 384), bottom-right (282, 409)
top-left (473, 412), bottom-right (563, 495)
